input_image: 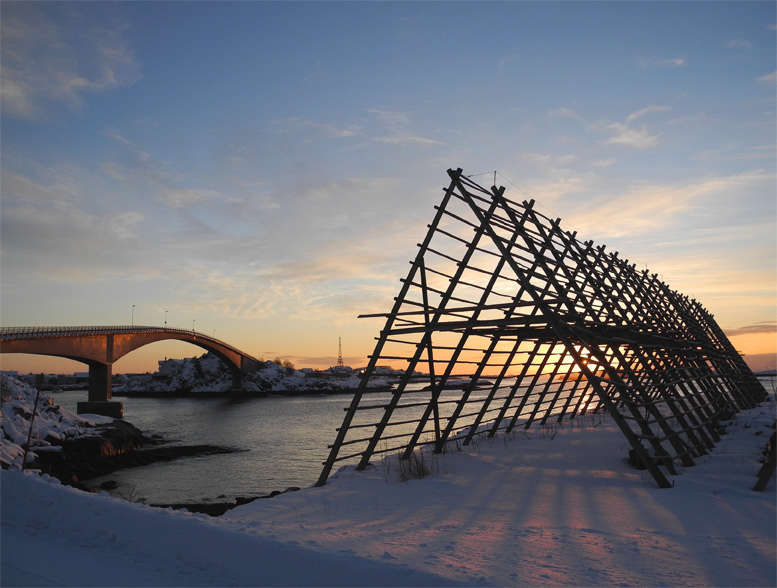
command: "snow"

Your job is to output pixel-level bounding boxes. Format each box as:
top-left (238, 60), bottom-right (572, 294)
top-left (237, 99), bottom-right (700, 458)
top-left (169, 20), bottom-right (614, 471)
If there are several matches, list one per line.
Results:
top-left (2, 376), bottom-right (775, 587)
top-left (0, 376), bottom-right (113, 470)
top-left (113, 355), bottom-right (385, 394)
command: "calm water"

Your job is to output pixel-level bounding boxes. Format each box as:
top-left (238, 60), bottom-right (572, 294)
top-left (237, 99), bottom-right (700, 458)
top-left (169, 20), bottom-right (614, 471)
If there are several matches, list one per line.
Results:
top-left (53, 390), bottom-right (355, 504)
top-left (53, 378), bottom-right (563, 504)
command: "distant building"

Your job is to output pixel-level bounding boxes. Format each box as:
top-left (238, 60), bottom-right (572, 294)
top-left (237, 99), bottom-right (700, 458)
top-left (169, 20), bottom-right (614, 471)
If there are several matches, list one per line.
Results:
top-left (66, 372), bottom-right (89, 385)
top-left (157, 358), bottom-right (185, 376)
top-left (326, 365), bottom-right (354, 378)
top-left (374, 365), bottom-right (405, 377)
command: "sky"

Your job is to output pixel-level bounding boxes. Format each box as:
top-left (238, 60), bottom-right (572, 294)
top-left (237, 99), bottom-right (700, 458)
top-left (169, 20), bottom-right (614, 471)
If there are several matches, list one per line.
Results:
top-left (1, 1), bottom-right (775, 375)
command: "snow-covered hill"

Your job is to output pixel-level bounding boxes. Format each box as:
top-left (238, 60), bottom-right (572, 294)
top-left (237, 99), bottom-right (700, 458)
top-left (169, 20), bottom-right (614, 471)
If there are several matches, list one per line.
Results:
top-left (113, 353), bottom-right (385, 395)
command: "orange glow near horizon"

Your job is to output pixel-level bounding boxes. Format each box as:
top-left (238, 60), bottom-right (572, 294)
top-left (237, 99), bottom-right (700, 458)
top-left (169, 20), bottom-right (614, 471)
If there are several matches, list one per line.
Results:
top-left (729, 332), bottom-right (777, 356)
top-left (2, 329), bottom-right (773, 377)
top-left (729, 333), bottom-right (777, 372)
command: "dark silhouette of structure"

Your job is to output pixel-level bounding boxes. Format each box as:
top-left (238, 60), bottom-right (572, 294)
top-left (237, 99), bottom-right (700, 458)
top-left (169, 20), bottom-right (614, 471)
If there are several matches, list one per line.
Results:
top-left (317, 168), bottom-right (767, 489)
top-left (1, 326), bottom-right (263, 415)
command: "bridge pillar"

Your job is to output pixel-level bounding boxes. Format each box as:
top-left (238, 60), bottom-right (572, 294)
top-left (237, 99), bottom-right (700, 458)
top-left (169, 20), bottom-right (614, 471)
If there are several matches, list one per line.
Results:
top-left (79, 362), bottom-right (123, 418)
top-left (231, 369), bottom-right (243, 392)
top-left (88, 363), bottom-right (112, 401)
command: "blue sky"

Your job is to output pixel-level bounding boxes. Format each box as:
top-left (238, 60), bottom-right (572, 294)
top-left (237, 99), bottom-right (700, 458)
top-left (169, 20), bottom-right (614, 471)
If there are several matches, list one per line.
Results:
top-left (1, 1), bottom-right (775, 374)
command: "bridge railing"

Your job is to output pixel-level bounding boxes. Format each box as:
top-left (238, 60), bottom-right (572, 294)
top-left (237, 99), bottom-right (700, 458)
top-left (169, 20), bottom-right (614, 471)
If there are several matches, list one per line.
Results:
top-left (1, 325), bottom-right (171, 339)
top-left (1, 326), bottom-right (262, 364)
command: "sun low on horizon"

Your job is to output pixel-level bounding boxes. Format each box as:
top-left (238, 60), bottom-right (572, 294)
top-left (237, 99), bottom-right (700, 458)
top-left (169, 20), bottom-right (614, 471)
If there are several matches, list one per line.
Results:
top-left (1, 1), bottom-right (774, 376)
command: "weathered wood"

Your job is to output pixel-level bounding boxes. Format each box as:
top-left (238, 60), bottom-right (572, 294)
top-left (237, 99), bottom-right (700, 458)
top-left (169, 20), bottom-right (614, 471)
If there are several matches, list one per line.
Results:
top-left (315, 169), bottom-right (465, 487)
top-left (317, 168), bottom-right (767, 490)
top-left (753, 430), bottom-right (776, 491)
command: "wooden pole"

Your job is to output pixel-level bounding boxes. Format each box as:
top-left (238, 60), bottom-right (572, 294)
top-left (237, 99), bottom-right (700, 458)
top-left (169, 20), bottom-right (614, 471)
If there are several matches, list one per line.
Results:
top-left (21, 374), bottom-right (44, 471)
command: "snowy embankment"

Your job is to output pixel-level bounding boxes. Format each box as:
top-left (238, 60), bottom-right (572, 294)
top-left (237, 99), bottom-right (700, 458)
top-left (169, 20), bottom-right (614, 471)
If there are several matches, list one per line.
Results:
top-left (114, 353), bottom-right (383, 395)
top-left (0, 375), bottom-right (113, 470)
top-left (2, 377), bottom-right (775, 587)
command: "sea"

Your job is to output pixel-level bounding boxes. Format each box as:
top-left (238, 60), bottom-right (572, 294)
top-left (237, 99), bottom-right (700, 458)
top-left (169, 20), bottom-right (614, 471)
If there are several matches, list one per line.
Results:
top-left (51, 379), bottom-right (577, 504)
top-left (53, 389), bottom-right (359, 505)
top-left (54, 375), bottom-right (774, 505)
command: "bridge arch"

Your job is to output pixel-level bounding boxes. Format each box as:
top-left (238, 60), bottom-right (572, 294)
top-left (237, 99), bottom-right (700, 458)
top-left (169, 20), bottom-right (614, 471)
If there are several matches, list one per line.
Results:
top-left (0, 327), bottom-right (263, 404)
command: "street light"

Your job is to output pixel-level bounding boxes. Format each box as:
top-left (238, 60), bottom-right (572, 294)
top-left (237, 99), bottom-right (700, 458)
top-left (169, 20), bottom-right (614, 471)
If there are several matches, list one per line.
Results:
top-left (165, 310), bottom-right (168, 328)
top-left (192, 319), bottom-right (195, 333)
top-left (132, 305), bottom-right (135, 327)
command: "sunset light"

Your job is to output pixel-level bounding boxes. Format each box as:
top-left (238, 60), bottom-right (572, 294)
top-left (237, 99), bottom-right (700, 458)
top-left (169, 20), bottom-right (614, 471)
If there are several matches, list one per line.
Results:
top-left (1, 2), bottom-right (774, 377)
top-left (2, 3), bottom-right (775, 584)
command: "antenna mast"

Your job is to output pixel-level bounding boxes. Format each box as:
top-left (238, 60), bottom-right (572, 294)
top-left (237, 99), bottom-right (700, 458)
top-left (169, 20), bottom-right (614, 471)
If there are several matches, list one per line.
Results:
top-left (337, 337), bottom-right (344, 367)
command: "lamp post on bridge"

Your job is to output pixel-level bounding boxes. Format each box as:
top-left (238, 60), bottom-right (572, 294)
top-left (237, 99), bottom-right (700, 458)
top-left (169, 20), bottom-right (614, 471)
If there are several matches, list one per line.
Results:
top-left (192, 319), bottom-right (195, 334)
top-left (165, 310), bottom-right (168, 328)
top-left (132, 305), bottom-right (135, 327)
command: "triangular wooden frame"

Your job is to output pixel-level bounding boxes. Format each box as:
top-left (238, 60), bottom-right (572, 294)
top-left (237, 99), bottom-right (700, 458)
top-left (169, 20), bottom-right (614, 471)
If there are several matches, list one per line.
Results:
top-left (317, 168), bottom-right (767, 489)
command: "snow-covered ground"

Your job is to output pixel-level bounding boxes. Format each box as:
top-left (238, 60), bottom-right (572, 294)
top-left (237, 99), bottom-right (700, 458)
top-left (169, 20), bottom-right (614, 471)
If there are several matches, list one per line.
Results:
top-left (0, 376), bottom-right (114, 470)
top-left (113, 353), bottom-right (383, 394)
top-left (2, 378), bottom-right (775, 586)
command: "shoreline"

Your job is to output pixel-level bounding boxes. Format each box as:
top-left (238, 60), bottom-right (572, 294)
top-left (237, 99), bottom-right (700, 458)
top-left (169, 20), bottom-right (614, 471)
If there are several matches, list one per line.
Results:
top-left (37, 438), bottom-right (305, 517)
top-left (110, 386), bottom-right (391, 398)
top-left (150, 486), bottom-right (302, 517)
top-left (30, 419), bottom-right (256, 513)
top-left (31, 419), bottom-right (309, 517)
top-left (37, 435), bottom-right (240, 487)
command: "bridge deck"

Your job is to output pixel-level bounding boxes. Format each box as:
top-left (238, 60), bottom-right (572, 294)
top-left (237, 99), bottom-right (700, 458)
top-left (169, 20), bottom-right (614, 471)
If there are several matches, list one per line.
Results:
top-left (1, 326), bottom-right (263, 412)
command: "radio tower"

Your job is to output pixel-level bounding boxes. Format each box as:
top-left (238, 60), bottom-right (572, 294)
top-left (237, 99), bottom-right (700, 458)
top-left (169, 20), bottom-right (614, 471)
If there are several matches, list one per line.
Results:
top-left (337, 337), bottom-right (344, 367)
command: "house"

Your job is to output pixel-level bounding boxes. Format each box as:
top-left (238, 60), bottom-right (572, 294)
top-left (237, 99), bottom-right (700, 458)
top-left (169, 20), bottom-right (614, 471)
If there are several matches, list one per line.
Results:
top-left (157, 358), bottom-right (185, 377)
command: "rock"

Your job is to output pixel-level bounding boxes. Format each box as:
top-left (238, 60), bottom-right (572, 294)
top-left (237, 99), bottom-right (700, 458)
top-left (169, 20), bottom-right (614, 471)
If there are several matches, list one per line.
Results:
top-left (153, 486), bottom-right (303, 517)
top-left (32, 417), bottom-right (238, 488)
top-left (62, 420), bottom-right (151, 458)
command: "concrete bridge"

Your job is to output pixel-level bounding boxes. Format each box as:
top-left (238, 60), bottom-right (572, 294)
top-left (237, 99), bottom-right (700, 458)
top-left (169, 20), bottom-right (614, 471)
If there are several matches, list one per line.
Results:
top-left (0, 326), bottom-right (264, 416)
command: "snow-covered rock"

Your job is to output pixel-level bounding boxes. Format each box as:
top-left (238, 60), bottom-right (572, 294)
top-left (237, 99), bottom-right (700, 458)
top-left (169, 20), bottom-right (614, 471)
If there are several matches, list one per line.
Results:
top-left (0, 375), bottom-right (113, 470)
top-left (114, 353), bottom-right (388, 395)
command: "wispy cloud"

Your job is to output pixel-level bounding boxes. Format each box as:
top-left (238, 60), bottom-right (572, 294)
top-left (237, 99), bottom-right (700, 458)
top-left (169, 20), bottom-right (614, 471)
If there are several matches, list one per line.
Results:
top-left (0, 168), bottom-right (149, 280)
top-left (274, 118), bottom-right (361, 139)
top-left (725, 322), bottom-right (777, 337)
top-left (149, 172), bottom-right (435, 322)
top-left (1, 118), bottom-right (435, 319)
top-left (725, 39), bottom-right (753, 49)
top-left (546, 106), bottom-right (662, 148)
top-left (366, 109), bottom-right (412, 128)
top-left (517, 177), bottom-right (586, 203)
top-left (603, 123), bottom-right (660, 148)
top-left (637, 56), bottom-right (686, 69)
top-left (626, 105), bottom-right (670, 122)
top-left (366, 109), bottom-right (442, 146)
top-left (694, 143), bottom-right (777, 162)
top-left (1, 2), bottom-right (773, 369)
top-left (158, 188), bottom-right (220, 209)
top-left (372, 134), bottom-right (443, 146)
top-left (172, 219), bottom-right (422, 323)
top-left (547, 107), bottom-right (582, 119)
top-left (0, 3), bottom-right (141, 120)
top-left (517, 152), bottom-right (577, 167)
top-left (498, 53), bottom-right (522, 72)
top-left (558, 169), bottom-right (774, 239)
top-left (104, 128), bottom-right (152, 165)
